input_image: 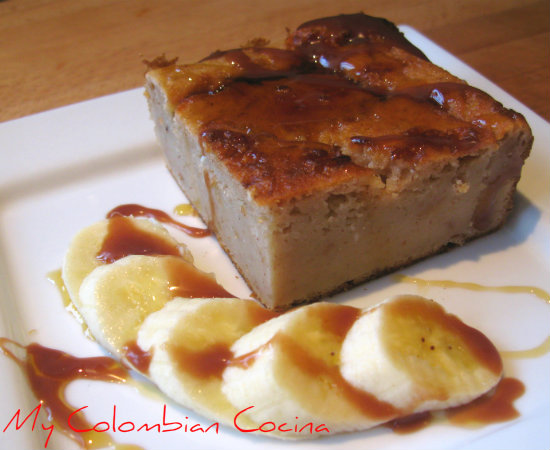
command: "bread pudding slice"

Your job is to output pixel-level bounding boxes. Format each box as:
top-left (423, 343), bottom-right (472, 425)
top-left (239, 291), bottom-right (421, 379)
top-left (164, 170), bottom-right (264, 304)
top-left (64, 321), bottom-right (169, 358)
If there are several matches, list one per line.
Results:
top-left (145, 13), bottom-right (532, 309)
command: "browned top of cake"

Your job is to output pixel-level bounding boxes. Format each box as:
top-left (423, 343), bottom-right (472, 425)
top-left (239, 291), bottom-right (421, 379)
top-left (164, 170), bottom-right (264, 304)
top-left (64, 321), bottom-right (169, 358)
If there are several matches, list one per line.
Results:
top-left (147, 13), bottom-right (530, 205)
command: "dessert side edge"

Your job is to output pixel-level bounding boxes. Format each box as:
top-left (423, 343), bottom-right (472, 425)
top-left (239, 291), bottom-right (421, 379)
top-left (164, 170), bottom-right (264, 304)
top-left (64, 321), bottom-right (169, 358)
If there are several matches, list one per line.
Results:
top-left (144, 12), bottom-right (532, 310)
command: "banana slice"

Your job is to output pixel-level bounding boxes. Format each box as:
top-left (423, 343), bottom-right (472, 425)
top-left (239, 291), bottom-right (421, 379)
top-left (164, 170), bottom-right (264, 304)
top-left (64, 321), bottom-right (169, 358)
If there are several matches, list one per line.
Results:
top-left (137, 297), bottom-right (277, 425)
top-left (340, 295), bottom-right (503, 413)
top-left (62, 217), bottom-right (191, 310)
top-left (78, 254), bottom-right (231, 358)
top-left (222, 302), bottom-right (393, 436)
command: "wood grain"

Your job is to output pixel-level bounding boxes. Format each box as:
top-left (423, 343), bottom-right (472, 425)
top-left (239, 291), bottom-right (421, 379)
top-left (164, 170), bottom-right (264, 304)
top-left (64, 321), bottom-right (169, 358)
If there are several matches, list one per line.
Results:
top-left (0, 0), bottom-right (548, 122)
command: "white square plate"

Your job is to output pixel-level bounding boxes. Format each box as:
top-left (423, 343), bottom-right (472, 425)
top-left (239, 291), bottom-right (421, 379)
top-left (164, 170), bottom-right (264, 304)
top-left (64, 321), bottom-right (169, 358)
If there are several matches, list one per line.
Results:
top-left (1, 27), bottom-right (549, 450)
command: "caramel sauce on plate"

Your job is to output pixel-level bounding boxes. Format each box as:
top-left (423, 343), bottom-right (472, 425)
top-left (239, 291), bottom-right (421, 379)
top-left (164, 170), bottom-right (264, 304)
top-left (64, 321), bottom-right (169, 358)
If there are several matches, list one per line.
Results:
top-left (121, 341), bottom-right (153, 374)
top-left (394, 274), bottom-right (550, 304)
top-left (384, 411), bottom-right (433, 434)
top-left (385, 377), bottom-right (524, 433)
top-left (447, 377), bottom-right (525, 426)
top-left (0, 338), bottom-right (140, 450)
top-left (500, 335), bottom-right (550, 359)
top-left (107, 203), bottom-right (210, 238)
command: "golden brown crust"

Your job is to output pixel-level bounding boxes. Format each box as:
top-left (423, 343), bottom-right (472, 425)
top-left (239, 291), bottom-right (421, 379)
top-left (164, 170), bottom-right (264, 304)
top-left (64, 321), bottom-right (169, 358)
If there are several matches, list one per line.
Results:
top-left (147, 13), bottom-right (531, 205)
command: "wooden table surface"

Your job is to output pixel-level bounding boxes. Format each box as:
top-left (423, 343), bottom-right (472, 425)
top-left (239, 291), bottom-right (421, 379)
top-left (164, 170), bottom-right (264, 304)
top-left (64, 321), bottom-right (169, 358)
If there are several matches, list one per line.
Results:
top-left (1, 0), bottom-right (548, 123)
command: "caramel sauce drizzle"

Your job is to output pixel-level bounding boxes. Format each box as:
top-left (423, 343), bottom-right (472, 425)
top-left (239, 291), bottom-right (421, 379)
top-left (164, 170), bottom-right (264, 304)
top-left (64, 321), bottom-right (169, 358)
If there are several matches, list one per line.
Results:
top-left (0, 338), bottom-right (141, 450)
top-left (500, 335), bottom-right (550, 359)
top-left (7, 200), bottom-right (541, 446)
top-left (121, 341), bottom-right (153, 374)
top-left (46, 269), bottom-right (94, 341)
top-left (107, 203), bottom-right (210, 238)
top-left (173, 203), bottom-right (198, 217)
top-left (170, 303), bottom-right (279, 379)
top-left (386, 377), bottom-right (524, 433)
top-left (172, 342), bottom-right (234, 379)
top-left (447, 377), bottom-right (525, 426)
top-left (384, 411), bottom-right (433, 434)
top-left (394, 274), bottom-right (550, 304)
top-left (98, 205), bottom-right (235, 298)
top-left (97, 215), bottom-right (181, 263)
top-left (279, 333), bottom-right (399, 420)
top-left (162, 256), bottom-right (235, 299)
top-left (231, 305), bottom-right (399, 420)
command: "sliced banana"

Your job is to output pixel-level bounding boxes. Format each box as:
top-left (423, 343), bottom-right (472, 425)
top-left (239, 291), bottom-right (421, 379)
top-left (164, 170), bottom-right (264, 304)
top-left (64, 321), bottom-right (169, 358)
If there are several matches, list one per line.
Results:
top-left (340, 295), bottom-right (503, 413)
top-left (137, 297), bottom-right (277, 425)
top-left (62, 217), bottom-right (191, 310)
top-left (62, 214), bottom-right (504, 440)
top-left (222, 302), bottom-right (392, 436)
top-left (78, 254), bottom-right (229, 358)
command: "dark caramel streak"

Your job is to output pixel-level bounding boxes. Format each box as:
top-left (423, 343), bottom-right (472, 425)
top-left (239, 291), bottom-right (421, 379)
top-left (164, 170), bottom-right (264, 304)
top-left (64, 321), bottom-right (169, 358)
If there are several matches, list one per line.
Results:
top-left (170, 342), bottom-right (234, 379)
top-left (162, 257), bottom-right (235, 298)
top-left (122, 340), bottom-right (153, 374)
top-left (167, 302), bottom-right (277, 379)
top-left (288, 13), bottom-right (429, 61)
top-left (96, 215), bottom-right (181, 263)
top-left (447, 377), bottom-right (525, 425)
top-left (107, 203), bottom-right (210, 238)
top-left (230, 304), bottom-right (398, 420)
top-left (350, 126), bottom-right (481, 162)
top-left (279, 333), bottom-right (399, 419)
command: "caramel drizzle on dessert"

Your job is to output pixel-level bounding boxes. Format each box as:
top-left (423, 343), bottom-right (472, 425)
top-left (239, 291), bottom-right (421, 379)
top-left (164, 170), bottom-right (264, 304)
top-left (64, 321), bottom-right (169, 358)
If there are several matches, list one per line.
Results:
top-left (121, 340), bottom-right (153, 374)
top-left (274, 333), bottom-right (398, 419)
top-left (6, 199), bottom-right (542, 445)
top-left (107, 203), bottom-right (210, 238)
top-left (169, 302), bottom-right (279, 379)
top-left (170, 304), bottom-right (399, 420)
top-left (162, 256), bottom-right (235, 298)
top-left (97, 205), bottom-right (234, 298)
top-left (189, 67), bottom-right (503, 202)
top-left (172, 342), bottom-right (235, 379)
top-left (0, 338), bottom-right (141, 450)
top-left (97, 215), bottom-right (181, 263)
top-left (160, 13), bottom-right (529, 204)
